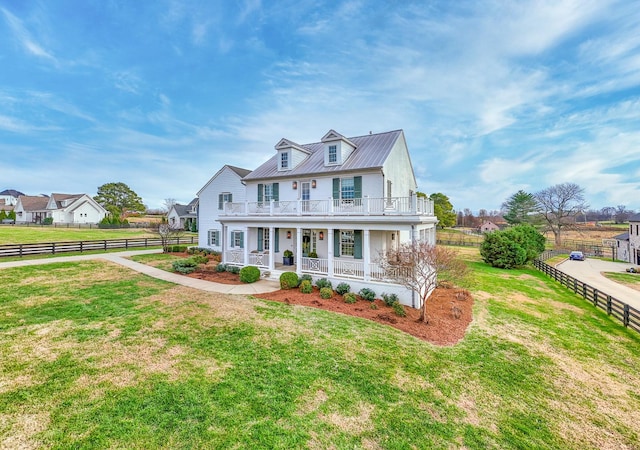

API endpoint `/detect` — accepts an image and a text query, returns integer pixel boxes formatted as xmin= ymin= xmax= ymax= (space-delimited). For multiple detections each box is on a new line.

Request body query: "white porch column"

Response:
xmin=243 ymin=226 xmax=249 ymax=266
xmin=221 ymin=225 xmax=227 ymax=264
xmin=327 ymin=227 xmax=334 ymax=277
xmin=296 ymin=227 xmax=302 ymax=276
xmin=269 ymin=226 xmax=275 ymax=270
xmin=363 ymin=229 xmax=371 ymax=281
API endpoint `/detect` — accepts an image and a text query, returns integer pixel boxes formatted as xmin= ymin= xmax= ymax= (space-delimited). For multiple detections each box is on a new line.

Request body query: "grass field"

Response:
xmin=1 ymin=255 xmax=639 ymax=448
xmin=0 ymin=226 xmax=159 ymax=245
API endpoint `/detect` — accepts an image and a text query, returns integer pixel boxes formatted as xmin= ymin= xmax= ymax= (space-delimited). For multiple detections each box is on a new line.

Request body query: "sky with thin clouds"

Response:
xmin=1 ymin=0 xmax=639 ymax=213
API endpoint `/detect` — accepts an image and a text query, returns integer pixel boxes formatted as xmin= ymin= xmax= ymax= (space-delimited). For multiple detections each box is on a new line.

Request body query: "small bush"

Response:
xmin=215 ymin=263 xmax=227 ymax=272
xmin=392 ymin=302 xmax=406 ymax=317
xmin=381 ymin=292 xmax=399 ymax=306
xmin=298 ymin=274 xmax=313 ymax=285
xmin=319 ymin=287 xmax=333 ymax=299
xmin=42 ymin=217 xmax=53 ymax=225
xmin=191 ymin=254 xmax=209 ymax=265
xmin=239 ymin=266 xmax=260 ymax=283
xmin=226 ymin=265 xmax=240 ymax=274
xmin=299 ymin=280 xmax=313 ymax=294
xmin=359 ymin=288 xmax=376 ymax=301
xmin=344 ymin=293 xmax=357 ymax=304
xmin=170 ymin=245 xmax=188 ymax=253
xmin=172 ymin=259 xmax=198 ymax=274
xmin=315 ymin=278 xmax=332 ymax=290
xmin=370 ymin=303 xmax=378 ymax=310
xmin=336 ymin=282 xmax=350 ymax=295
xmin=280 ymin=272 xmax=299 ymax=289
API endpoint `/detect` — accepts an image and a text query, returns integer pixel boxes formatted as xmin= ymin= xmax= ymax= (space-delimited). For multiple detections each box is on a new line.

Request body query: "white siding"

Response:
xmin=198 ymin=167 xmax=247 ymax=250
xmin=382 ymin=135 xmax=418 ymax=198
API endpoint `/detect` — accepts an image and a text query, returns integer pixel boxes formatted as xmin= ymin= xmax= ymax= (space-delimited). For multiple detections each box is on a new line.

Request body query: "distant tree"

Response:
xmin=378 ymin=242 xmax=467 ymax=323
xmin=614 ymin=205 xmax=631 ymax=224
xmin=429 ymin=193 xmax=456 ymax=228
xmin=94 ymin=182 xmax=146 ymax=218
xmin=8 ymin=210 xmax=16 ymax=221
xmin=502 ymin=190 xmax=541 ymax=225
xmin=456 ymin=210 xmax=464 ymax=226
xmin=600 ymin=206 xmax=616 ymax=221
xmin=534 ymin=183 xmax=587 ymax=246
xmin=0 ymin=210 xmax=6 ymax=221
xmin=149 ymin=217 xmax=184 ymax=253
xmin=164 ymin=198 xmax=177 ymax=213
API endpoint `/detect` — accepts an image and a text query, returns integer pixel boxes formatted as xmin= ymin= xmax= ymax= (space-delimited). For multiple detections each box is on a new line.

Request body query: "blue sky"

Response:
xmin=1 ymin=0 xmax=639 ymax=213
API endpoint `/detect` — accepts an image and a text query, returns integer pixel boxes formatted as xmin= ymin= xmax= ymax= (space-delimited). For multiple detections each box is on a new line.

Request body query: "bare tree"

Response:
xmin=149 ymin=218 xmax=184 ymax=253
xmin=534 ymin=183 xmax=587 ymax=246
xmin=614 ymin=205 xmax=631 ymax=224
xmin=378 ymin=242 xmax=468 ymax=323
xmin=163 ymin=198 xmax=177 ymax=213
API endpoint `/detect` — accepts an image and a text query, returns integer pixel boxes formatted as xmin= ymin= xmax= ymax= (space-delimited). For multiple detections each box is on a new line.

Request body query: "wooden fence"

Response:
xmin=0 ymin=237 xmax=196 ymax=258
xmin=534 ymin=258 xmax=639 ymax=333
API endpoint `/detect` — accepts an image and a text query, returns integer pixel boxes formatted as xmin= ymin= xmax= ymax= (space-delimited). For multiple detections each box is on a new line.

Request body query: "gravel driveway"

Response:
xmin=556 ymin=258 xmax=640 ymax=310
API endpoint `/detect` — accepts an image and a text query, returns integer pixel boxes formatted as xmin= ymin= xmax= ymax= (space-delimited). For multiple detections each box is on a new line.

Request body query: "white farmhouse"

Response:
xmin=14 ymin=193 xmax=108 ymax=224
xmin=197 ymin=165 xmax=252 ymax=252
xmin=207 ymin=129 xmax=437 ymax=307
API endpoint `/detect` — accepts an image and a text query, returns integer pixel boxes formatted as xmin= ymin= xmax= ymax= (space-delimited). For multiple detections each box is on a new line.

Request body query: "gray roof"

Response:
xmin=629 ymin=213 xmax=640 ymax=222
xmin=228 ymin=165 xmax=252 ymax=178
xmin=172 ymin=204 xmax=196 ymax=218
xmin=18 ymin=195 xmax=49 ymax=211
xmin=1 ymin=189 xmax=25 ymax=197
xmin=614 ymin=232 xmax=629 ymax=240
xmin=244 ymin=129 xmax=404 ymax=181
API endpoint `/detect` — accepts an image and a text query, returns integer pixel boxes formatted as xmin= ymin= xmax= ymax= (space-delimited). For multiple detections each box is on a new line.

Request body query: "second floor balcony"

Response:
xmin=219 ymin=196 xmax=434 ymax=218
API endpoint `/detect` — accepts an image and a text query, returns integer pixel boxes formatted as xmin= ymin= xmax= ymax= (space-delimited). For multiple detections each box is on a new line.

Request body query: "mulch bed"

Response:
xmin=181 ymin=259 xmax=473 ymax=345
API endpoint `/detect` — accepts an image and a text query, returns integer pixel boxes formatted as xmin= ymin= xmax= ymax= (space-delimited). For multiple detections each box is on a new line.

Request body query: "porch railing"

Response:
xmin=301 ymin=257 xmax=329 ymax=274
xmin=221 ymin=196 xmax=434 ymax=217
xmin=333 ymin=259 xmax=364 ymax=279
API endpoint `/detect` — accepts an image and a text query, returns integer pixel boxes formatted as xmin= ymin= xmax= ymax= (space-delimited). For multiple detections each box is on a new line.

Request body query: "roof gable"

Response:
xmin=197 ymin=165 xmax=252 ymax=197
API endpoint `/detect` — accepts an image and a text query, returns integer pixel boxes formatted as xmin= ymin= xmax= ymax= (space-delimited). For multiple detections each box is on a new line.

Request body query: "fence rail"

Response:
xmin=534 ymin=258 xmax=639 ymax=333
xmin=0 ymin=237 xmax=196 ymax=258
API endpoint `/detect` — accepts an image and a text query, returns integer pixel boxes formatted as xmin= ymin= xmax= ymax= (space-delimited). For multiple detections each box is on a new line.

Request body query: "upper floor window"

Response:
xmin=341 ymin=178 xmax=355 ymax=200
xmin=218 ymin=192 xmax=232 ymax=210
xmin=328 ymin=145 xmax=337 ymax=164
xmin=264 ymin=184 xmax=273 ymax=201
xmin=280 ymin=152 xmax=289 ymax=169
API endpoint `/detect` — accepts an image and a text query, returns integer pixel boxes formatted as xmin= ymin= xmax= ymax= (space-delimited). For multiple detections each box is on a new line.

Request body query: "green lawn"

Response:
xmin=0 ymin=225 xmax=159 ymax=245
xmin=1 ymin=257 xmax=639 ymax=448
xmin=603 ymin=271 xmax=640 ymax=289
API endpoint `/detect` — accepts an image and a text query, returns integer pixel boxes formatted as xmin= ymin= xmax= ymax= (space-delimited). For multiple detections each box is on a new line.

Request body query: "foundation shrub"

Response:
xmin=280 ymin=272 xmax=300 ymax=290
xmin=319 ymin=287 xmax=333 ymax=299
xmin=315 ymin=278 xmax=332 ymax=290
xmin=239 ymin=266 xmax=260 ymax=283
xmin=359 ymin=288 xmax=376 ymax=302
xmin=299 ymin=280 xmax=313 ymax=294
xmin=344 ymin=293 xmax=357 ymax=304
xmin=336 ymin=282 xmax=351 ymax=295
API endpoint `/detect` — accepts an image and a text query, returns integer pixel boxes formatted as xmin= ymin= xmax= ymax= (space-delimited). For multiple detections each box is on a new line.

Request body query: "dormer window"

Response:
xmin=328 ymin=145 xmax=337 ymax=164
xmin=280 ymin=151 xmax=289 ymax=170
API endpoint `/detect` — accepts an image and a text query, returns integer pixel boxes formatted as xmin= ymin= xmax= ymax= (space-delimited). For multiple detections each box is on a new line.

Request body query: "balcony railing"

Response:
xmin=220 ymin=196 xmax=433 ymax=217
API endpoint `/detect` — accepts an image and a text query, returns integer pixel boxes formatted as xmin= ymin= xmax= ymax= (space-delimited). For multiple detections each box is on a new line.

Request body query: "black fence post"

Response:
xmin=593 ymin=289 xmax=598 ymax=307
xmin=607 ymin=295 xmax=612 ymax=315
xmin=52 ymin=243 xmax=56 ymax=255
xmin=104 ymin=240 xmax=107 ymax=251
xmin=623 ymin=304 xmax=630 ymax=327
xmin=19 ymin=244 xmax=23 ymax=258
xmin=80 ymin=241 xmax=83 ymax=253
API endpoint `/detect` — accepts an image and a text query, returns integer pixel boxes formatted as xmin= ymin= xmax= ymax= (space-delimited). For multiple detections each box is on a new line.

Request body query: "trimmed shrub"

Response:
xmin=359 ymin=288 xmax=376 ymax=301
xmin=299 ymin=280 xmax=313 ymax=294
xmin=392 ymin=302 xmax=406 ymax=317
xmin=215 ymin=263 xmax=227 ymax=272
xmin=226 ymin=265 xmax=240 ymax=274
xmin=319 ymin=287 xmax=333 ymax=299
xmin=315 ymin=278 xmax=332 ymax=290
xmin=298 ymin=274 xmax=313 ymax=285
xmin=240 ymin=265 xmax=260 ymax=283
xmin=191 ymin=254 xmax=209 ymax=265
xmin=480 ymin=224 xmax=545 ymax=269
xmin=336 ymin=282 xmax=351 ymax=295
xmin=42 ymin=217 xmax=53 ymax=225
xmin=170 ymin=245 xmax=188 ymax=253
xmin=172 ymin=258 xmax=198 ymax=274
xmin=280 ymin=272 xmax=299 ymax=290
xmin=381 ymin=292 xmax=399 ymax=306
xmin=344 ymin=293 xmax=357 ymax=304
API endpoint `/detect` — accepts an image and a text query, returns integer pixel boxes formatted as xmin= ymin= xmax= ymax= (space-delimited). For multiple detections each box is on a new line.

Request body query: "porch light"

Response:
xmin=292 ymin=181 xmax=297 ymax=189
xmin=287 ymin=230 xmax=292 ymax=239
xmin=319 ymin=231 xmax=324 ymax=240
xmin=311 ymin=179 xmax=316 ymax=188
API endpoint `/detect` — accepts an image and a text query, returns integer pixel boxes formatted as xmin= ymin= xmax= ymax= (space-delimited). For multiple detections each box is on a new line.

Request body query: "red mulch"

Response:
xmin=179 ymin=257 xmax=473 ymax=345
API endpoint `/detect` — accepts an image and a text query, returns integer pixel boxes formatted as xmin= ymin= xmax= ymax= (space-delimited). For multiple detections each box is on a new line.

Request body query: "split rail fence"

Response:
xmin=534 ymin=257 xmax=639 ymax=334
xmin=0 ymin=237 xmax=196 ymax=258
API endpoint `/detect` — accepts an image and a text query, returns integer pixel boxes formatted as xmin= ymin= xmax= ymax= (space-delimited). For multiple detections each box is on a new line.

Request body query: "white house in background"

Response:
xmin=14 ymin=193 xmax=108 ymax=224
xmin=167 ymin=198 xmax=199 ymax=230
xmin=628 ymin=213 xmax=640 ymax=265
xmin=0 ymin=189 xmax=24 ymax=207
xmin=214 ymin=129 xmax=438 ymax=307
xmin=197 ymin=165 xmax=252 ymax=252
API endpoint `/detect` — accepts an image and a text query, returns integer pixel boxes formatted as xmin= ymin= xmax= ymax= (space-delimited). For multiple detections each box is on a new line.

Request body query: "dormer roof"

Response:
xmin=321 ymin=129 xmax=357 ymax=149
xmin=275 ymin=138 xmax=311 ymax=154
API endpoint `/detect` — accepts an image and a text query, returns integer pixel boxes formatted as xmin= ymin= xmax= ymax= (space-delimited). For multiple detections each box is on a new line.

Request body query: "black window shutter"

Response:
xmin=354 ymin=176 xmax=362 ymax=199
xmin=354 ymin=230 xmax=362 ymax=259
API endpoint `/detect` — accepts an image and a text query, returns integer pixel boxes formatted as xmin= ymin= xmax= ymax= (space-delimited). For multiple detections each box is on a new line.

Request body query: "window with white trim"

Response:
xmin=208 ymin=230 xmax=220 ymax=246
xmin=340 ymin=230 xmax=355 ymax=256
xmin=263 ymin=228 xmax=270 ymax=251
xmin=280 ymin=152 xmax=289 ymax=169
xmin=328 ymin=145 xmax=337 ymax=164
xmin=341 ymin=178 xmax=355 ymax=200
xmin=231 ymin=231 xmax=244 ymax=248
xmin=218 ymin=192 xmax=232 ymax=210
xmin=264 ymin=184 xmax=273 ymax=202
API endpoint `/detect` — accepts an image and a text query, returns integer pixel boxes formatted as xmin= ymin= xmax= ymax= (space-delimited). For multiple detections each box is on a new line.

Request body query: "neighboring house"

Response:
xmin=629 ymin=213 xmax=640 ymax=265
xmin=14 ymin=193 xmax=108 ymax=224
xmin=613 ymin=232 xmax=630 ymax=263
xmin=0 ymin=189 xmax=24 ymax=207
xmin=197 ymin=165 xmax=252 ymax=252
xmin=215 ymin=129 xmax=437 ymax=307
xmin=478 ymin=221 xmax=500 ymax=233
xmin=167 ymin=198 xmax=199 ymax=230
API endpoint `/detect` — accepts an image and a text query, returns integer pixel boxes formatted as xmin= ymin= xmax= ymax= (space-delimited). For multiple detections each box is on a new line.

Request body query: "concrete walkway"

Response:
xmin=0 ymin=249 xmax=281 ymax=295
xmin=556 ymin=258 xmax=640 ymax=310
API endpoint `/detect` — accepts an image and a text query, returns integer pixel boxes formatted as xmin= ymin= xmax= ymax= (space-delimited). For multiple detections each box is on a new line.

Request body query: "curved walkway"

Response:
xmin=0 ymin=249 xmax=281 ymax=295
xmin=556 ymin=258 xmax=640 ymax=310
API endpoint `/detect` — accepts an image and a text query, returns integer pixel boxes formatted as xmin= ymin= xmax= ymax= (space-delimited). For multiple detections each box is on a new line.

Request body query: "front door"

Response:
xmin=302 ymin=229 xmax=311 ymax=257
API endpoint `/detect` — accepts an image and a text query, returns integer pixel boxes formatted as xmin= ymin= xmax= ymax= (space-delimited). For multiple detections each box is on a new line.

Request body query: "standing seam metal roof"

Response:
xmin=243 ymin=130 xmax=403 ymax=181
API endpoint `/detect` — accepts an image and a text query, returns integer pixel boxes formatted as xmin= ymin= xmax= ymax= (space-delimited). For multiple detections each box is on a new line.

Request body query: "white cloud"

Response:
xmin=1 ymin=7 xmax=57 ymax=64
